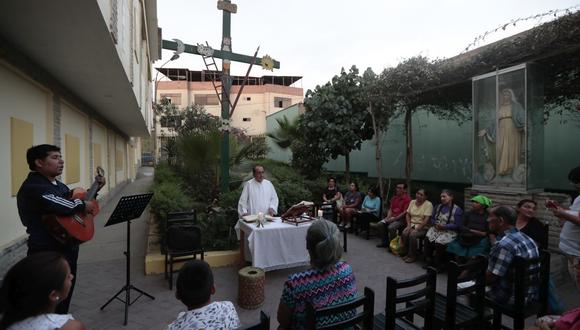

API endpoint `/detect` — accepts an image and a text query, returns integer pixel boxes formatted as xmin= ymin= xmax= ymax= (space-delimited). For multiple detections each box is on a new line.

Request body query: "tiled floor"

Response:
xmin=71 ymin=167 xmax=580 ymax=329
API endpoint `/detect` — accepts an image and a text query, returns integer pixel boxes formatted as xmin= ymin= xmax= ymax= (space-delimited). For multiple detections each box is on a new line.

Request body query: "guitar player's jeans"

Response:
xmin=28 ymin=243 xmax=79 ymax=314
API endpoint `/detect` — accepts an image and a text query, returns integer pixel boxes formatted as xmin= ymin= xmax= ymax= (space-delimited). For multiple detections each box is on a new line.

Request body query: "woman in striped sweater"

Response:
xmin=277 ymin=220 xmax=357 ymax=329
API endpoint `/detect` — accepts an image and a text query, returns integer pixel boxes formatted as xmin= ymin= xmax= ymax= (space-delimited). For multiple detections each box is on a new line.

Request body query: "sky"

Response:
xmin=157 ymin=0 xmax=579 ymax=93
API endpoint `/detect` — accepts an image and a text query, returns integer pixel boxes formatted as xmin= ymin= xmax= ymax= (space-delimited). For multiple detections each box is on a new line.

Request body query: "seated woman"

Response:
xmin=424 ymin=189 xmax=463 ymax=271
xmin=338 ymin=182 xmax=362 ymax=229
xmin=401 ymin=188 xmax=433 ymax=263
xmin=322 ymin=177 xmax=342 ymax=205
xmin=321 ymin=177 xmax=342 ymax=222
xmin=277 ymin=220 xmax=357 ymax=329
xmin=168 ymin=260 xmax=240 ymax=330
xmin=447 ymin=195 xmax=492 ymax=263
xmin=354 ymin=186 xmax=381 ymax=234
xmin=0 ymin=252 xmax=85 ymax=330
xmin=516 ymin=199 xmax=548 ymax=250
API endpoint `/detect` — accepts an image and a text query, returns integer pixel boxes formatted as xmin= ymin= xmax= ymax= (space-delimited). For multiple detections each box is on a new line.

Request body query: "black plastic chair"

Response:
xmin=430 ymin=258 xmax=488 ymax=330
xmin=315 ymin=203 xmax=348 ymax=253
xmin=163 ymin=211 xmax=198 ymax=276
xmin=163 ymin=211 xmax=204 ymax=290
xmin=237 ymin=311 xmax=270 ymax=330
xmin=374 ymin=267 xmax=437 ymax=330
xmin=306 ymin=287 xmax=375 ymax=330
xmin=485 ymin=250 xmax=550 ymax=330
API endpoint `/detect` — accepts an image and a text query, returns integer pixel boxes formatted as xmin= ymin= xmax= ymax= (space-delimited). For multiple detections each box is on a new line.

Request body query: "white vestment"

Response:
xmin=237 ymin=178 xmax=279 ymax=216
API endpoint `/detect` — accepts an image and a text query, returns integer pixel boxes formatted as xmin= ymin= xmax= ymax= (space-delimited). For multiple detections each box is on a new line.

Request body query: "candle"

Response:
xmin=317 ymin=210 xmax=323 ymax=218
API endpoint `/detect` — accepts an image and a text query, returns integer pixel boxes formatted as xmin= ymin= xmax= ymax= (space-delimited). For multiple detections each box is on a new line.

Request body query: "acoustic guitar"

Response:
xmin=43 ymin=166 xmax=105 ymax=244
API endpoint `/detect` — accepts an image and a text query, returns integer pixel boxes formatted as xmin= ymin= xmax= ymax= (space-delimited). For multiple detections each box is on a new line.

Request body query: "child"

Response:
xmin=167 ymin=260 xmax=240 ymax=330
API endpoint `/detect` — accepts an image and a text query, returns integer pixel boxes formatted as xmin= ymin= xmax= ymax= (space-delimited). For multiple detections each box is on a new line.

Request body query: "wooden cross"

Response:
xmin=161 ymin=0 xmax=280 ymax=193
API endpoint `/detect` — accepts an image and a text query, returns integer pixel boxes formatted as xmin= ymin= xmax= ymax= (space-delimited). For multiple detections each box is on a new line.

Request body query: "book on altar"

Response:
xmin=242 ymin=214 xmax=258 ymax=222
xmin=281 ymin=201 xmax=314 ymax=219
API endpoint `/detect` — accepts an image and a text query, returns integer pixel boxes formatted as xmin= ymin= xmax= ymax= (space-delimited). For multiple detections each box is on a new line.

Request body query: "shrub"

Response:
xmin=245 ymin=136 xmax=269 ymax=160
xmin=197 ymin=211 xmax=238 ymax=250
xmin=275 ymin=181 xmax=311 ymax=213
xmin=150 ymin=180 xmax=193 ymax=233
xmin=153 ymin=162 xmax=179 ymax=185
xmin=218 ymin=187 xmax=243 ymax=211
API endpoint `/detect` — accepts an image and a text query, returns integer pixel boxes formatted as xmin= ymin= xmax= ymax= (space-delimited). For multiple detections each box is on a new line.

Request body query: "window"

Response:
xmin=274 ymin=97 xmax=291 ymax=108
xmin=243 ymin=118 xmax=251 ymax=122
xmin=160 ymin=115 xmax=182 ymax=128
xmin=195 ymin=94 xmax=220 ymax=106
xmin=246 ymin=97 xmax=251 ymax=101
xmin=160 ymin=93 xmax=182 ymax=106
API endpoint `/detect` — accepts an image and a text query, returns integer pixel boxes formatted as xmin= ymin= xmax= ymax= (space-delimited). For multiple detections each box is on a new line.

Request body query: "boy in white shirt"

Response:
xmin=168 ymin=260 xmax=240 ymax=330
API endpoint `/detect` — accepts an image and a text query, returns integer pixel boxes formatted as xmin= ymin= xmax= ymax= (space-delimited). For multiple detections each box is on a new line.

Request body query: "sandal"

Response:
xmin=404 ymin=256 xmax=416 ymax=263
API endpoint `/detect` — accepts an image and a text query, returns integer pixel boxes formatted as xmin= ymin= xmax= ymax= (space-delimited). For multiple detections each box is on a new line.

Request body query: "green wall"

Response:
xmin=324 ymin=110 xmax=472 ymax=183
xmin=267 ymin=107 xmax=580 ymax=190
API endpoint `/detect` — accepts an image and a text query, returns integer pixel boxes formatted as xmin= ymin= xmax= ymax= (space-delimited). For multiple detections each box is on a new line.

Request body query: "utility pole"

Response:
xmin=219 ymin=0 xmax=233 ymax=193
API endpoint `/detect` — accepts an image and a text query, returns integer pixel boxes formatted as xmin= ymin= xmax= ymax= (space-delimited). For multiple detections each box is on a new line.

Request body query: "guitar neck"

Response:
xmin=85 ymin=179 xmax=100 ymax=201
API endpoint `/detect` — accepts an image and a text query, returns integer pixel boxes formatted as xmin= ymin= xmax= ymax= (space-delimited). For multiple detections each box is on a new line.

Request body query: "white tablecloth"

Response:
xmin=235 ymin=218 xmax=311 ymax=271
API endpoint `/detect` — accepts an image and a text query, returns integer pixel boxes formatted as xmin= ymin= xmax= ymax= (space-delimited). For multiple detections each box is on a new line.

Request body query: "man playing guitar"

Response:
xmin=17 ymin=144 xmax=105 ymax=314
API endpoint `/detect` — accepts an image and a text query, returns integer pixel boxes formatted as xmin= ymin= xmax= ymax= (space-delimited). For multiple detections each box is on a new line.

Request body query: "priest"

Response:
xmin=238 ymin=165 xmax=279 ymax=217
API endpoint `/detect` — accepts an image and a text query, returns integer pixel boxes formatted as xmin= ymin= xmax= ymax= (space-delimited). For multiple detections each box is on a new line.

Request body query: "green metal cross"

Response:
xmin=161 ymin=0 xmax=280 ymax=193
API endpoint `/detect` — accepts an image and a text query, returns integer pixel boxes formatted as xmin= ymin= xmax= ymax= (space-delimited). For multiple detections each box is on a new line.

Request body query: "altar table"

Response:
xmin=235 ymin=218 xmax=311 ymax=271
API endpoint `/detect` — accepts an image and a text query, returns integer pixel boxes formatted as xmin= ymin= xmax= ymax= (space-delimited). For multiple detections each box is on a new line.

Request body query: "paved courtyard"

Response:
xmin=71 ymin=167 xmax=579 ymax=329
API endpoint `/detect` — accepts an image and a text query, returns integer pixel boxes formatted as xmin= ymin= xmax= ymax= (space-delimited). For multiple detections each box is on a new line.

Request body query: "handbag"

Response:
xmin=336 ymin=197 xmax=344 ymax=209
xmin=390 ymin=234 xmax=405 ymax=256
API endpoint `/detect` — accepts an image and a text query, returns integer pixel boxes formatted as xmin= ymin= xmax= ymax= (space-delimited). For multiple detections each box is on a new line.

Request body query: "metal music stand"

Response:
xmin=100 ymin=193 xmax=155 ymax=326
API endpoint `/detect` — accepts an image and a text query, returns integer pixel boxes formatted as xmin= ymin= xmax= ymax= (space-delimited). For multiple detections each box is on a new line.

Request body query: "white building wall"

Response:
xmin=0 ymin=64 xmax=50 ymax=249
xmin=97 ymin=0 xmax=151 ymax=129
xmin=60 ymin=102 xmax=90 ymax=189
xmin=115 ymin=134 xmax=127 ymax=184
xmin=157 ymin=87 xmax=302 ymax=136
xmin=92 ymin=120 xmax=110 ymax=194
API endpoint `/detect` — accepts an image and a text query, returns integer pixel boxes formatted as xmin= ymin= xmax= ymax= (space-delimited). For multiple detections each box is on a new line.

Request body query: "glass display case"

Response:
xmin=472 ymin=63 xmax=544 ymax=191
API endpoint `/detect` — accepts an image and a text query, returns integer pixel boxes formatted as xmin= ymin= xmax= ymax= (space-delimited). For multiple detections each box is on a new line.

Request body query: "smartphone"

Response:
xmin=546 ymin=200 xmax=559 ymax=209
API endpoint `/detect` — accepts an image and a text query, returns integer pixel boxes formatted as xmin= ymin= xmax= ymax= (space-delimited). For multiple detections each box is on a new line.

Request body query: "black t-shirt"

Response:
xmin=323 ymin=187 xmax=340 ymax=201
xmin=519 ymin=217 xmax=548 ymax=250
xmin=458 ymin=211 xmax=488 ymax=246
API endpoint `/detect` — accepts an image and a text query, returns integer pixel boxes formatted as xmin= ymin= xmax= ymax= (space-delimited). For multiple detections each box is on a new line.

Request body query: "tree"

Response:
xmin=384 ymin=56 xmax=472 ymax=190
xmin=302 ymin=66 xmax=372 ymax=183
xmin=266 ymin=115 xmax=299 ymax=149
xmin=291 ymin=114 xmax=328 ymax=179
xmin=385 ymin=56 xmax=441 ymax=189
xmin=359 ymin=67 xmax=397 ymax=199
xmin=177 ymin=104 xmax=220 ymax=135
xmin=155 ymin=97 xmax=183 ymax=164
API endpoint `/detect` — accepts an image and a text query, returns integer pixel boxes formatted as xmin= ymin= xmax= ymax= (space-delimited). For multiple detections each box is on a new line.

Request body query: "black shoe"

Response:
xmin=376 ymin=243 xmax=388 ymax=248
